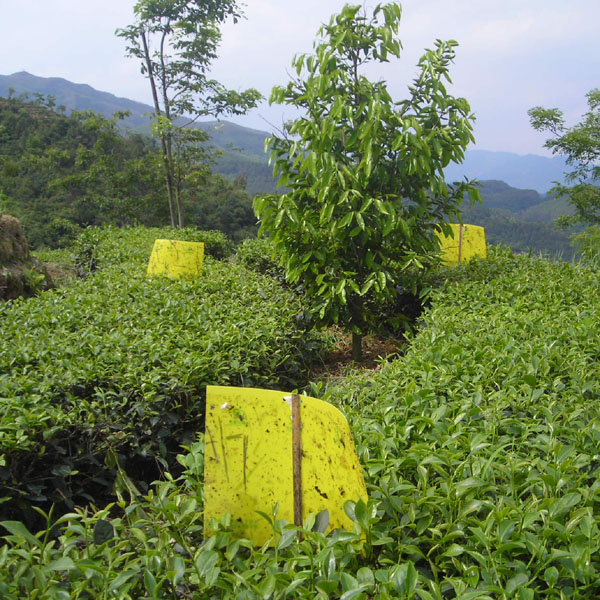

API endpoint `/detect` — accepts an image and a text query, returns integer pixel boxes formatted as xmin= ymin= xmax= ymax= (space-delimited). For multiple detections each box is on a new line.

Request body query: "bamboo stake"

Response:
xmin=291 ymin=393 xmax=303 ymax=533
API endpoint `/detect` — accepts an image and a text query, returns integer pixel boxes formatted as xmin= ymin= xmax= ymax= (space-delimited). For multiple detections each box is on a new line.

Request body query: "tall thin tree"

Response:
xmin=117 ymin=0 xmax=262 ymax=227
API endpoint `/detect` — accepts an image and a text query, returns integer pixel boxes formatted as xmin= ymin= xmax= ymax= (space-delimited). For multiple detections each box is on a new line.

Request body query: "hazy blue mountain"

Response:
xmin=0 ymin=71 xmax=572 ymax=194
xmin=445 ymin=149 xmax=568 ymax=193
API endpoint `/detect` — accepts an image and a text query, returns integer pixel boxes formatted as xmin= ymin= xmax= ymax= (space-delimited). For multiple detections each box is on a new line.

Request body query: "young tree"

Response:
xmin=254 ymin=2 xmax=479 ymax=361
xmin=117 ymin=0 xmax=262 ymax=228
xmin=528 ymin=89 xmax=600 ymax=226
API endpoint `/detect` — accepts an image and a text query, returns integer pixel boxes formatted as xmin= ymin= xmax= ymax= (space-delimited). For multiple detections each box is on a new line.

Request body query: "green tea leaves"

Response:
xmin=92 ymin=519 xmax=114 ymax=546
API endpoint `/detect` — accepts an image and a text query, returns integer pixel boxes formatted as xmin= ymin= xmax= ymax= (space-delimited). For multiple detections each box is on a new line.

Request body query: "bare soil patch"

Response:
xmin=310 ymin=328 xmax=407 ymax=381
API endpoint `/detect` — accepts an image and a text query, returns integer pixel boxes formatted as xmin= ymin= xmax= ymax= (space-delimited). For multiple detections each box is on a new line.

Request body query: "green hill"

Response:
xmin=0 ymin=71 xmax=275 ymax=192
xmin=0 ymin=72 xmax=582 ymax=256
xmin=519 ymin=195 xmax=575 ymax=222
xmin=477 ymin=180 xmax=544 ymax=212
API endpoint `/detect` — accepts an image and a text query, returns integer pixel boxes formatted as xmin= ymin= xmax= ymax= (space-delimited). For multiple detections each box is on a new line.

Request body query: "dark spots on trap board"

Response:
xmin=339 ymin=487 xmax=346 ymax=496
xmin=315 ymin=485 xmax=329 ymax=499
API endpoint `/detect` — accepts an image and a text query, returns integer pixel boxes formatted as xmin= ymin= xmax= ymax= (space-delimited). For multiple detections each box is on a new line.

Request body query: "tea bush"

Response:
xmin=73 ymin=225 xmax=233 ymax=275
xmin=573 ymin=225 xmax=600 ymax=266
xmin=0 ymin=227 xmax=324 ymax=519
xmin=234 ymin=237 xmax=284 ymax=280
xmin=326 ymin=246 xmax=600 ymax=597
xmin=2 ymin=245 xmax=600 ymax=598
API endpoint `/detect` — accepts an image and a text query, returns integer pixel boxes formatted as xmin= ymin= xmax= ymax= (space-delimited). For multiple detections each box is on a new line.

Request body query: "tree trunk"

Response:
xmin=352 ymin=332 xmax=363 ymax=362
xmin=140 ymin=30 xmax=177 ymax=228
xmin=175 ymin=184 xmax=185 ymax=228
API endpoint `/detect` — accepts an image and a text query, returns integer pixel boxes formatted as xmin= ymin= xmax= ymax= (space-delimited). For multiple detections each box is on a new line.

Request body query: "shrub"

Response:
xmin=573 ymin=225 xmax=600 ymax=266
xmin=234 ymin=236 xmax=284 ymax=280
xmin=0 ymin=227 xmax=324 ymax=520
xmin=2 ymin=245 xmax=599 ymax=597
xmin=73 ymin=225 xmax=233 ymax=275
xmin=324 ymin=246 xmax=600 ymax=596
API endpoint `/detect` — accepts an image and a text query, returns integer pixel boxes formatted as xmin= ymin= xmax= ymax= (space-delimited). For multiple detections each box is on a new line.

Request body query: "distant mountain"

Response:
xmin=477 ymin=180 xmax=544 ymax=212
xmin=0 ymin=71 xmax=263 ymax=151
xmin=475 ymin=180 xmax=574 ymax=221
xmin=519 ymin=196 xmax=573 ymax=222
xmin=444 ymin=150 xmax=568 ymax=193
xmin=0 ymin=71 xmax=572 ymax=195
xmin=0 ymin=71 xmax=154 ymax=130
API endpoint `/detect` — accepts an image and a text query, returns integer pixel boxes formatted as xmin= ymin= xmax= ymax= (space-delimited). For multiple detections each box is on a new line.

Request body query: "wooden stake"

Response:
xmin=458 ymin=224 xmax=464 ymax=264
xmin=291 ymin=393 xmax=303 ymax=532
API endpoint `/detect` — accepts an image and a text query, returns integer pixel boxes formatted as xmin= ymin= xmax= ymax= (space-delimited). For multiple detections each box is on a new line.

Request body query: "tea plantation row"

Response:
xmin=1 ymin=242 xmax=599 ymax=598
xmin=329 ymin=247 xmax=600 ymax=598
xmin=0 ymin=226 xmax=325 ymax=519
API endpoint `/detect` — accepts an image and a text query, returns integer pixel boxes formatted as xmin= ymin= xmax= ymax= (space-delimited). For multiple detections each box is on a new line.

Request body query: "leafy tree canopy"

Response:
xmin=529 ymin=89 xmax=600 ymax=226
xmin=254 ymin=2 xmax=479 ymax=360
xmin=0 ymin=95 xmax=258 ymax=248
xmin=117 ymin=0 xmax=262 ymax=227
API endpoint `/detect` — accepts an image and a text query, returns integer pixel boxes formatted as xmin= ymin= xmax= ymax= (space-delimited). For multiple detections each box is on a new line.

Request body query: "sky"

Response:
xmin=1 ymin=0 xmax=599 ymax=156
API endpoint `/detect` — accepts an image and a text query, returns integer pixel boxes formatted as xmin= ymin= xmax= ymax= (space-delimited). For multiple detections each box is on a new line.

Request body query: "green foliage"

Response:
xmin=529 ymin=88 xmax=600 ymax=226
xmin=255 ymin=2 xmax=479 ymax=359
xmin=572 ymin=225 xmax=600 ymax=266
xmin=189 ymin=175 xmax=258 ymax=242
xmin=326 ymin=246 xmax=600 ymax=597
xmin=116 ymin=0 xmax=262 ymax=227
xmin=2 ymin=246 xmax=600 ymax=597
xmin=0 ymin=226 xmax=324 ymax=519
xmin=0 ymin=96 xmax=261 ymax=248
xmin=0 ymin=96 xmax=166 ymax=247
xmin=72 ymin=225 xmax=233 ymax=275
xmin=0 ymin=456 xmax=373 ymax=600
xmin=234 ymin=237 xmax=284 ymax=280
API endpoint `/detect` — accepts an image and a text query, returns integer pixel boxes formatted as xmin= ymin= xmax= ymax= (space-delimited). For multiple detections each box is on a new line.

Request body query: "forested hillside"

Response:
xmin=0 ymin=72 xmax=279 ymax=195
xmin=462 ymin=181 xmax=578 ymax=259
xmin=0 ymin=91 xmax=579 ymax=257
xmin=0 ymin=72 xmax=569 ymax=192
xmin=0 ymin=96 xmax=257 ymax=247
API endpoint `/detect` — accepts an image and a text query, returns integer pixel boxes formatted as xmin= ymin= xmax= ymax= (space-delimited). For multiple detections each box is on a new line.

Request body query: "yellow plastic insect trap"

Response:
xmin=203 ymin=386 xmax=368 ymax=544
xmin=147 ymin=239 xmax=204 ymax=279
xmin=437 ymin=224 xmax=487 ymax=265
xmin=145 ymin=241 xmax=368 ymax=542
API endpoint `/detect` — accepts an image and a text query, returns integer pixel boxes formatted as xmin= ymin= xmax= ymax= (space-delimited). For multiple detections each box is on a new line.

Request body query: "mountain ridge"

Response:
xmin=0 ymin=71 xmax=569 ymax=193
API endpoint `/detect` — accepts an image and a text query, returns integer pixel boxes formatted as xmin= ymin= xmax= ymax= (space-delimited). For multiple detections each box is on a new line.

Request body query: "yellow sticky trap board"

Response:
xmin=146 ymin=239 xmax=204 ymax=279
xmin=203 ymin=386 xmax=368 ymax=544
xmin=438 ymin=224 xmax=486 ymax=265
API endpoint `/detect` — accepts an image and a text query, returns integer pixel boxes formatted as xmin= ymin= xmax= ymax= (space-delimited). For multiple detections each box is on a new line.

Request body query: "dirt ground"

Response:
xmin=310 ymin=328 xmax=406 ymax=381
